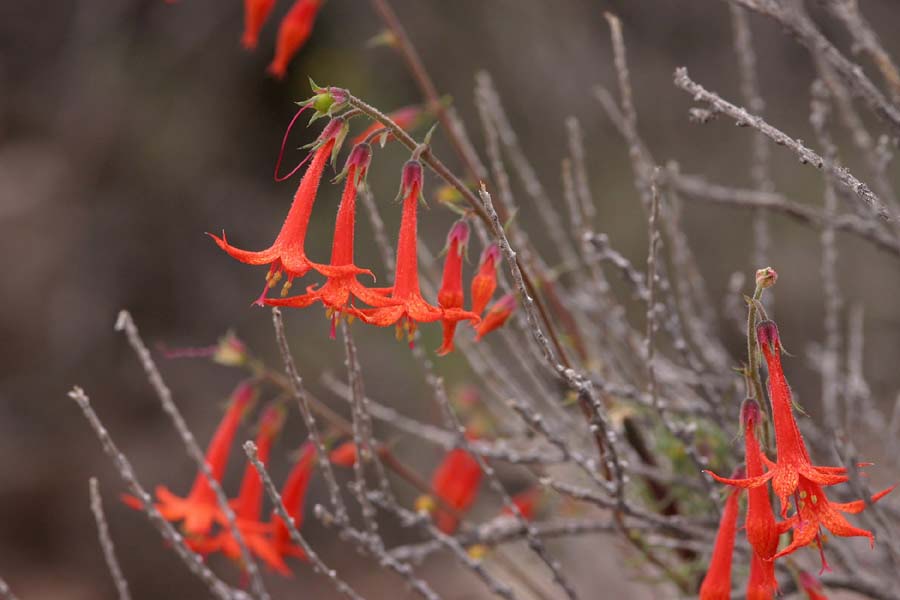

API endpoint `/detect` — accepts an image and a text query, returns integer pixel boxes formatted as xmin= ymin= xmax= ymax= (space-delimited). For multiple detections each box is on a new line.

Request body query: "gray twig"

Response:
xmin=89 ymin=477 xmax=131 ymax=600
xmin=674 ymin=66 xmax=892 ymax=220
xmin=271 ymin=307 xmax=349 ymax=525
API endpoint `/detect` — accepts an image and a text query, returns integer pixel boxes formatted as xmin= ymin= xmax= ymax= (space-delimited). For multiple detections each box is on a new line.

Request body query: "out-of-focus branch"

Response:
xmin=0 ymin=576 xmax=18 ymax=600
xmin=89 ymin=478 xmax=131 ymax=600
xmin=668 ymin=170 xmax=900 ymax=258
xmin=725 ymin=0 xmax=900 ymax=135
xmin=674 ymin=66 xmax=892 ymax=220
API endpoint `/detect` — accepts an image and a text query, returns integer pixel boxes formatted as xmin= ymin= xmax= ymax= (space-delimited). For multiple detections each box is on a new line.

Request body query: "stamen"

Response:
xmin=274 ymin=102 xmax=313 ymax=182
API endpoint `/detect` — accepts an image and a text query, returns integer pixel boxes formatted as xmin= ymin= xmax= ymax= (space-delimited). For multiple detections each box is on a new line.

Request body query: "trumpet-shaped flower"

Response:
xmin=746 ymin=552 xmax=774 ymax=600
xmin=266 ymin=144 xmax=397 ymax=333
xmin=699 ymin=476 xmax=743 ymax=600
xmin=437 ymin=220 xmax=470 ymax=355
xmin=191 ymin=404 xmax=291 ymax=576
xmin=431 ymin=447 xmax=482 ymax=534
xmin=271 ymin=441 xmax=317 ymax=560
xmin=475 ymin=294 xmax=516 ymax=341
xmin=470 ymin=244 xmax=500 ymax=316
xmin=353 ymin=160 xmax=477 ymax=345
xmin=710 ymin=320 xmax=894 ymax=568
xmin=210 ymin=119 xmax=353 ymax=305
xmin=241 ymin=0 xmax=276 ymax=50
xmin=267 ymin=0 xmax=322 ymax=80
xmin=708 ymin=321 xmax=852 ymax=512
xmin=329 ymin=441 xmax=358 ymax=468
xmin=123 ymin=382 xmax=257 ymax=536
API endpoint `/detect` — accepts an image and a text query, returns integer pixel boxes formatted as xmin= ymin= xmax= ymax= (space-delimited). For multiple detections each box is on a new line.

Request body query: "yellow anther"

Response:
xmin=415 ymin=495 xmax=436 ymax=515
xmin=467 ymin=545 xmax=489 ymax=561
xmin=281 ymin=280 xmax=293 ymax=297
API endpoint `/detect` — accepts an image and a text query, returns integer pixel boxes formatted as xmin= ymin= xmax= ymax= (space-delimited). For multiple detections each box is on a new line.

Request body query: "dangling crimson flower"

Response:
xmin=210 ymin=118 xmax=352 ymax=305
xmin=123 ymin=382 xmax=257 ymax=536
xmin=353 ymin=105 xmax=423 ymax=146
xmin=771 ymin=477 xmax=894 ymax=566
xmin=470 ymin=244 xmax=500 ymax=316
xmin=266 ymin=143 xmax=397 ymax=334
xmin=271 ymin=441 xmax=317 ymax=560
xmin=798 ymin=571 xmax=828 ymax=600
xmin=708 ymin=321 xmax=852 ymax=510
xmin=267 ymin=0 xmax=323 ymax=80
xmin=329 ymin=441 xmax=358 ymax=468
xmin=699 ymin=473 xmax=743 ymax=600
xmin=191 ymin=404 xmax=291 ymax=576
xmin=710 ymin=320 xmax=894 ymax=568
xmin=431 ymin=447 xmax=483 ymax=534
xmin=353 ymin=160 xmax=477 ymax=345
xmin=502 ymin=487 xmax=542 ymax=521
xmin=242 ymin=0 xmax=277 ymax=50
xmin=475 ymin=294 xmax=516 ymax=341
xmin=746 ymin=553 xmax=774 ymax=600
xmin=437 ymin=220 xmax=470 ymax=356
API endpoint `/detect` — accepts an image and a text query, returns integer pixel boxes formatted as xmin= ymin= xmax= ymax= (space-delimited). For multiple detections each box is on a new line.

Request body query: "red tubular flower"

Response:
xmin=210 ymin=118 xmax=352 ymax=305
xmin=353 ymin=160 xmax=478 ymax=345
xmin=266 ymin=144 xmax=396 ymax=330
xmin=699 ymin=475 xmax=743 ymax=600
xmin=502 ymin=488 xmax=542 ymax=521
xmin=194 ymin=404 xmax=291 ymax=576
xmin=124 ymin=382 xmax=257 ymax=536
xmin=352 ymin=105 xmax=423 ymax=146
xmin=771 ymin=478 xmax=894 ymax=565
xmin=475 ymin=294 xmax=516 ymax=341
xmin=437 ymin=220 xmax=470 ymax=356
xmin=711 ymin=320 xmax=894 ymax=568
xmin=798 ymin=571 xmax=828 ymax=600
xmin=271 ymin=441 xmax=317 ymax=560
xmin=432 ymin=447 xmax=483 ymax=534
xmin=470 ymin=244 xmax=500 ymax=316
xmin=329 ymin=441 xmax=358 ymax=468
xmin=266 ymin=143 xmax=396 ymax=333
xmin=242 ymin=0 xmax=276 ymax=50
xmin=746 ymin=553 xmax=774 ymax=600
xmin=267 ymin=0 xmax=322 ymax=80
xmin=708 ymin=321 xmax=852 ymax=509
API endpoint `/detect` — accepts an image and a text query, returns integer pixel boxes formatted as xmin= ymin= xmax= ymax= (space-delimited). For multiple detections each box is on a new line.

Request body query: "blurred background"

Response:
xmin=1 ymin=0 xmax=899 ymax=597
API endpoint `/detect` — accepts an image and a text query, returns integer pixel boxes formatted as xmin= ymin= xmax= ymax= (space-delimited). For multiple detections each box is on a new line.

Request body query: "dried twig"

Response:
xmin=674 ymin=66 xmax=892 ymax=220
xmin=89 ymin=477 xmax=131 ymax=600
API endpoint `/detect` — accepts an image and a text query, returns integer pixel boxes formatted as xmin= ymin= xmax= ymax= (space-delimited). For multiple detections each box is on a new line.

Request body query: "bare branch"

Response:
xmin=674 ymin=66 xmax=892 ymax=220
xmin=89 ymin=477 xmax=131 ymax=600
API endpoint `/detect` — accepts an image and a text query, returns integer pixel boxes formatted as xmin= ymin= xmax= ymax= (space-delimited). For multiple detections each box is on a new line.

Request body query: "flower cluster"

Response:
xmin=212 ymin=100 xmax=516 ymax=353
xmin=699 ymin=320 xmax=894 ymax=599
xmin=122 ymin=382 xmax=317 ymax=576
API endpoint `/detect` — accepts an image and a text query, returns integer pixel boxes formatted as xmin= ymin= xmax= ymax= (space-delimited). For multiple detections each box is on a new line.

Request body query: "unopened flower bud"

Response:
xmin=755 ymin=267 xmax=778 ymax=289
